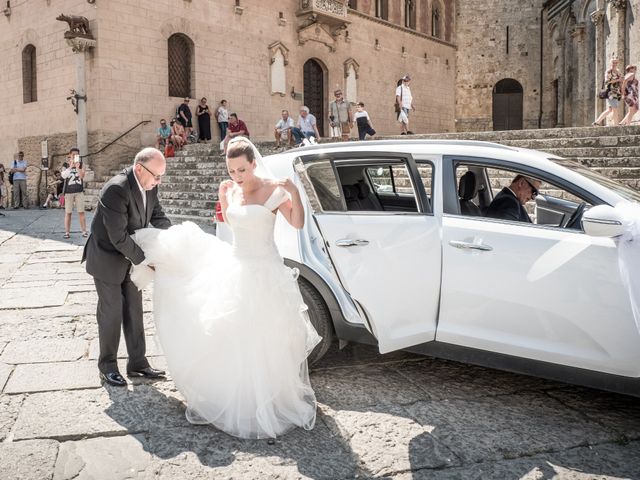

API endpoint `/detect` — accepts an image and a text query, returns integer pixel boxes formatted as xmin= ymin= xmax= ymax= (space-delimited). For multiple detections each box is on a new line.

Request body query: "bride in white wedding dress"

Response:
xmin=131 ymin=137 xmax=321 ymax=439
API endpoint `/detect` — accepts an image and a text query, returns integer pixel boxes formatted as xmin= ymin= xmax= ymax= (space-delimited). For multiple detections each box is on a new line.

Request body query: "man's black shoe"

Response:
xmin=100 ymin=371 xmax=127 ymax=387
xmin=127 ymin=367 xmax=166 ymax=378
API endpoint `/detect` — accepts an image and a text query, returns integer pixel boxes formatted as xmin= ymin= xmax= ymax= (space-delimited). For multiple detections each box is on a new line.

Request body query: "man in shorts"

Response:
xmin=61 ymin=147 xmax=88 ymax=239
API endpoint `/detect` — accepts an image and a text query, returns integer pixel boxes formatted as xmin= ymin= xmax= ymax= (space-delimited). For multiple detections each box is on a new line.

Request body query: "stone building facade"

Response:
xmin=455 ymin=0 xmax=640 ymax=131
xmin=1 ymin=0 xmax=457 ymax=197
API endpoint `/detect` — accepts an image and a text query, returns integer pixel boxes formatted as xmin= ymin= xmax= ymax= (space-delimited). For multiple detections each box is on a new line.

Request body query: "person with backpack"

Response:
xmin=395 ymin=75 xmax=415 ymax=135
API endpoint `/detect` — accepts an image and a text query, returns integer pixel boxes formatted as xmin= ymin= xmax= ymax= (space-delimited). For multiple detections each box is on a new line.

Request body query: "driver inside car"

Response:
xmin=485 ymin=174 xmax=542 ymax=223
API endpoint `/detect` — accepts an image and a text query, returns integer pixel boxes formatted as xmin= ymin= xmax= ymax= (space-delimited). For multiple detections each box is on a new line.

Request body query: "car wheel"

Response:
xmin=298 ymin=277 xmax=333 ymax=365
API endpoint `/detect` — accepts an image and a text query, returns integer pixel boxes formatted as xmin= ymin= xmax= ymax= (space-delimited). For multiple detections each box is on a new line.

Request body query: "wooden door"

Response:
xmin=303 ymin=59 xmax=325 ymax=137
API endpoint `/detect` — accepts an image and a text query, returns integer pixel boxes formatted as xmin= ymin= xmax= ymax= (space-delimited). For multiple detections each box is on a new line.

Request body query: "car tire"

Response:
xmin=298 ymin=277 xmax=333 ymax=365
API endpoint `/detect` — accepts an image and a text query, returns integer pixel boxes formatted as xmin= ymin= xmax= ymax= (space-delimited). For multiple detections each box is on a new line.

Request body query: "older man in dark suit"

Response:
xmin=83 ymin=147 xmax=171 ymax=386
xmin=485 ymin=174 xmax=542 ymax=223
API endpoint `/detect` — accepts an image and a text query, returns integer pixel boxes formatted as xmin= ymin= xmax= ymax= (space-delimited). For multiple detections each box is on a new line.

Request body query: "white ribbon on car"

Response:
xmin=614 ymin=202 xmax=640 ymax=332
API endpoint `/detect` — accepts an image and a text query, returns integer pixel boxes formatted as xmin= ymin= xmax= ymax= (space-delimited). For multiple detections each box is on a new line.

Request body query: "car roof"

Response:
xmin=263 ymin=140 xmax=627 ymax=206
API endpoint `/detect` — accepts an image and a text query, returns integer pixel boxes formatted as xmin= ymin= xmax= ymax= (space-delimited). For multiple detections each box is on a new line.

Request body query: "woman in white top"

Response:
xmin=395 ymin=75 xmax=415 ymax=135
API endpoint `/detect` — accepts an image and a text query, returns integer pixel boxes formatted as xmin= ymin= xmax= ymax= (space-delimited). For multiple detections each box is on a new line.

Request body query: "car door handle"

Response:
xmin=335 ymin=238 xmax=370 ymax=247
xmin=449 ymin=240 xmax=493 ymax=252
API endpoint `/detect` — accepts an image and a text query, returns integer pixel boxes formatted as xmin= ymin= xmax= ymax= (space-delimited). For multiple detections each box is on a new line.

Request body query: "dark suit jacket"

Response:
xmin=485 ymin=187 xmax=532 ymax=223
xmin=82 ymin=167 xmax=171 ymax=284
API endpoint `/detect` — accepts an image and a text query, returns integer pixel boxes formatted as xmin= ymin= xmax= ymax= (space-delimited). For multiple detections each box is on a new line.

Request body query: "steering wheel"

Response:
xmin=563 ymin=202 xmax=587 ymax=229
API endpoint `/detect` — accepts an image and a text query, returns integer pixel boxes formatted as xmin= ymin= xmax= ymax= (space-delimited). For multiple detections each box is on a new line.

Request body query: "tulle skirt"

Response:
xmin=132 ymin=222 xmax=321 ymax=439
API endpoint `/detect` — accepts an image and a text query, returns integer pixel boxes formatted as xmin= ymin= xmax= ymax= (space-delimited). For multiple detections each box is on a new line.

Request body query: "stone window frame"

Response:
xmin=431 ymin=0 xmax=444 ymax=40
xmin=375 ymin=0 xmax=389 ymax=20
xmin=22 ymin=44 xmax=37 ymax=104
xmin=404 ymin=0 xmax=417 ymax=30
xmin=269 ymin=41 xmax=290 ymax=96
xmin=167 ymin=33 xmax=195 ymax=99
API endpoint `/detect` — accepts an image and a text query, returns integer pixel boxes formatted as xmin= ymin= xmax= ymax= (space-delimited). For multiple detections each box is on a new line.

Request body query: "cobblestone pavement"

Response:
xmin=1 ymin=209 xmax=640 ymax=480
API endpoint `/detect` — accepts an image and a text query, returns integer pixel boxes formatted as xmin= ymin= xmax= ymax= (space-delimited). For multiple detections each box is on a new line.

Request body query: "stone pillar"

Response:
xmin=590 ymin=8 xmax=606 ymax=122
xmin=571 ymin=24 xmax=586 ymax=126
xmin=556 ymin=36 xmax=566 ymax=127
xmin=611 ymin=0 xmax=627 ymax=124
xmin=65 ymin=37 xmax=96 ymax=164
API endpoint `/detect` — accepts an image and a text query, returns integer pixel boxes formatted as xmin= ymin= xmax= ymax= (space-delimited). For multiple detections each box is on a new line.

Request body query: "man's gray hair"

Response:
xmin=133 ymin=147 xmax=163 ymax=166
xmin=300 ymin=106 xmax=310 ymax=113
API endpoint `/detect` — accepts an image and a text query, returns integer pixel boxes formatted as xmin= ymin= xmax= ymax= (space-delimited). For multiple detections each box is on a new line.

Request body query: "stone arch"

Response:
xmin=167 ymin=33 xmax=195 ymax=98
xmin=492 ymin=79 xmax=523 ymax=130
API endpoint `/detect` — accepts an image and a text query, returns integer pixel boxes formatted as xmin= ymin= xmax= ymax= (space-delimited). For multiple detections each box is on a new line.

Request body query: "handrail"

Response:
xmin=82 ymin=120 xmax=151 ymax=159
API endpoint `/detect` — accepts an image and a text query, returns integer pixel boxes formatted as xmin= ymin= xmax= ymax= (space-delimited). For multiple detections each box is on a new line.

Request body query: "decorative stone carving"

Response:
xmin=610 ymin=0 xmax=627 ymax=11
xmin=65 ymin=36 xmax=97 ymax=53
xmin=56 ymin=14 xmax=94 ymax=40
xmin=570 ymin=23 xmax=585 ymax=40
xmin=296 ymin=0 xmax=350 ymax=49
xmin=298 ymin=22 xmax=338 ymax=52
xmin=343 ymin=58 xmax=359 ymax=79
xmin=269 ymin=41 xmax=290 ymax=65
xmin=590 ymin=8 xmax=605 ymax=25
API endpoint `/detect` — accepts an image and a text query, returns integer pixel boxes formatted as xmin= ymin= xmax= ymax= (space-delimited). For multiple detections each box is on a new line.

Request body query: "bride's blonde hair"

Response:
xmin=226 ymin=138 xmax=255 ymax=163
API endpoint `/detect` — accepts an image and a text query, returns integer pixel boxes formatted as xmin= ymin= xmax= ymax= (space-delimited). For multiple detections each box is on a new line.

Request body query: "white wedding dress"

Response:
xmin=132 ymin=186 xmax=321 ymax=439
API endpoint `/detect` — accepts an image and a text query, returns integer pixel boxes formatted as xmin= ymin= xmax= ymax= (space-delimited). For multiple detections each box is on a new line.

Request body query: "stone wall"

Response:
xmin=2 ymin=0 xmax=457 ymax=178
xmin=454 ymin=0 xmax=545 ymax=132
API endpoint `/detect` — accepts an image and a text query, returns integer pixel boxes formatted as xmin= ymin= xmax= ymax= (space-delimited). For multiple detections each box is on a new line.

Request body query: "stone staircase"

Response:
xmin=84 ymin=142 xmax=284 ymax=226
xmin=84 ymin=126 xmax=640 ymax=226
xmin=410 ymin=125 xmax=640 ymax=191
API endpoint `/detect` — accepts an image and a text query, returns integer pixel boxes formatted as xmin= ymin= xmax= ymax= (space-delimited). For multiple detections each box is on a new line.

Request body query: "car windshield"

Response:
xmin=552 ymin=158 xmax=640 ymax=203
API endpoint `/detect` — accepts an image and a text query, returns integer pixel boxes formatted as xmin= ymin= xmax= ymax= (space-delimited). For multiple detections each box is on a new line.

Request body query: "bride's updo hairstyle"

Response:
xmin=226 ymin=138 xmax=255 ymax=163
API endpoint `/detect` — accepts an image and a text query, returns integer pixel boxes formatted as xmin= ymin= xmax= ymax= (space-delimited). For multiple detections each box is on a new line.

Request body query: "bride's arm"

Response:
xmin=277 ymin=179 xmax=304 ymax=229
xmin=218 ymin=180 xmax=234 ymax=223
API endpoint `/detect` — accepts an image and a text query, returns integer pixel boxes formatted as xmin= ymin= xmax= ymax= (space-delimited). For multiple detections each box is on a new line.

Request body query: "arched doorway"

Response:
xmin=492 ymin=79 xmax=523 ymax=130
xmin=303 ymin=59 xmax=325 ymax=137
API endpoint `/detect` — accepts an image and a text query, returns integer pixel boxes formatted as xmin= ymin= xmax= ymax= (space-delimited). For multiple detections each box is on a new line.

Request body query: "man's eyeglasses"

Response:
xmin=138 ymin=162 xmax=163 ymax=181
xmin=335 ymin=92 xmax=343 ymax=96
xmin=524 ymin=178 xmax=539 ymax=198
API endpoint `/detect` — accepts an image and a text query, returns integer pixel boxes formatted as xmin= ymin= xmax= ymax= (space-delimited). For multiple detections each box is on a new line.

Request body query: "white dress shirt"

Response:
xmin=133 ymin=169 xmax=146 ymax=210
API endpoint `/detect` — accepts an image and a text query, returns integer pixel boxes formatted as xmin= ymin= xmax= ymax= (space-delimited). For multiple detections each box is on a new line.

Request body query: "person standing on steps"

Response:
xmin=620 ymin=65 xmax=638 ymax=126
xmin=395 ymin=75 xmax=415 ymax=135
xmin=196 ymin=97 xmax=212 ymax=143
xmin=593 ymin=57 xmax=623 ymax=126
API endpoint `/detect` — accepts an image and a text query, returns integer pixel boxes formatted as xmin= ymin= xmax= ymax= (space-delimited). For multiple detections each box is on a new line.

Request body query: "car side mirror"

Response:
xmin=582 ymin=205 xmax=626 ymax=237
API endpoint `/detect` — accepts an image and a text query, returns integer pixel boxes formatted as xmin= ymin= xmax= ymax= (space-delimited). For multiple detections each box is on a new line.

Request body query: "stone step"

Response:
xmin=574 ymin=157 xmax=640 ymax=167
xmin=401 ymin=125 xmax=640 ymax=141
xmin=501 ymin=136 xmax=640 ymax=149
xmin=158 ymin=182 xmax=220 ymax=192
xmin=535 ymin=146 xmax=640 ymax=158
xmin=162 ymin=206 xmax=214 ymax=217
xmin=592 ymin=167 xmax=640 ymax=178
xmin=162 ymin=198 xmax=216 ymax=209
xmin=166 ymin=214 xmax=217 ymax=232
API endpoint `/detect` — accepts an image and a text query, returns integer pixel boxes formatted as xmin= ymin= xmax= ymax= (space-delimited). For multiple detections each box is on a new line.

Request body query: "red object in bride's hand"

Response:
xmin=214 ymin=201 xmax=224 ymax=222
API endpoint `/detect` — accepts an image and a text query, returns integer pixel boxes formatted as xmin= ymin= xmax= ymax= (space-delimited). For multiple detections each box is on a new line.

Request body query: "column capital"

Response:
xmin=65 ymin=37 xmax=96 ymax=53
xmin=609 ymin=0 xmax=627 ymax=11
xmin=590 ymin=8 xmax=605 ymax=25
xmin=570 ymin=23 xmax=586 ymax=39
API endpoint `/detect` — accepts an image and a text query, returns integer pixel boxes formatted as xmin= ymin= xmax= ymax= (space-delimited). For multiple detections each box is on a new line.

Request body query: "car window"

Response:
xmin=336 ymin=161 xmax=419 ymax=213
xmin=449 ymin=162 xmax=593 ymax=229
xmin=416 ymin=162 xmax=434 ymax=201
xmin=301 ymin=160 xmax=345 ymax=212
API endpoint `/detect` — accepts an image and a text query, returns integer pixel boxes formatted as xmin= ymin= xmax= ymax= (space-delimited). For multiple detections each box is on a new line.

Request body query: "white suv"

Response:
xmin=216 ymin=140 xmax=640 ymax=396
